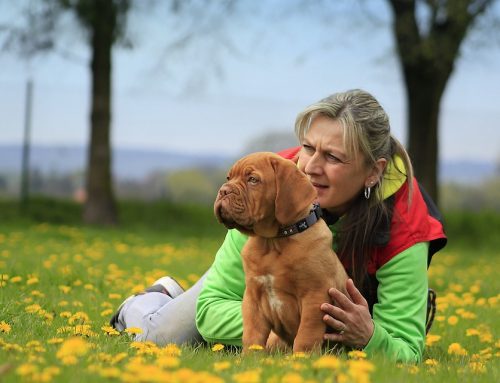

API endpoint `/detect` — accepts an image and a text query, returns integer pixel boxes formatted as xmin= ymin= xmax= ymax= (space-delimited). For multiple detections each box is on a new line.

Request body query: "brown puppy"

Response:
xmin=214 ymin=152 xmax=348 ymax=353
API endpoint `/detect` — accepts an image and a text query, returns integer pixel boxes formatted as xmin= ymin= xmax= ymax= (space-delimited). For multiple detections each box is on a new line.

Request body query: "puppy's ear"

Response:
xmin=271 ymin=157 xmax=317 ymax=225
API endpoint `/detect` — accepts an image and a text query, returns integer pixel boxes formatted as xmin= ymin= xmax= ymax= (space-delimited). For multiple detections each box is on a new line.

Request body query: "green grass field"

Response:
xmin=0 ymin=199 xmax=498 ymax=382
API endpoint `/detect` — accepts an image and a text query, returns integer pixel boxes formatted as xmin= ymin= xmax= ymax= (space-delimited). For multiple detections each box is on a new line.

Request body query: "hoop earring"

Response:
xmin=364 ymin=186 xmax=371 ymax=199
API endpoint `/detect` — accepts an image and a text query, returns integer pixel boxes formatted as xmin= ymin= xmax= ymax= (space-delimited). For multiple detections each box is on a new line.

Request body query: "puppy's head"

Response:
xmin=214 ymin=152 xmax=317 ymax=237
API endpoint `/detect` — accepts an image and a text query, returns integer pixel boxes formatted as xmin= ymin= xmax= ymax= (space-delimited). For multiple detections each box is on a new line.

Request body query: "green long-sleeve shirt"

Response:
xmin=195 ymin=228 xmax=429 ymax=363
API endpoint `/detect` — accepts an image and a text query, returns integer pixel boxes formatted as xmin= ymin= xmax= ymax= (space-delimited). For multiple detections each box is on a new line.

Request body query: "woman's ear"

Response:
xmin=365 ymin=158 xmax=387 ymax=187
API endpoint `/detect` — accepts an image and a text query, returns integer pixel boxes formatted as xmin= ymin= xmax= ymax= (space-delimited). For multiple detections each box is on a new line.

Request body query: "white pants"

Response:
xmin=115 ymin=271 xmax=208 ymax=346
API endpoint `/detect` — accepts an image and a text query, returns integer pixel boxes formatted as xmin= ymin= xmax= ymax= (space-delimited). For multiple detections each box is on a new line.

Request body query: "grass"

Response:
xmin=0 ymin=198 xmax=499 ymax=382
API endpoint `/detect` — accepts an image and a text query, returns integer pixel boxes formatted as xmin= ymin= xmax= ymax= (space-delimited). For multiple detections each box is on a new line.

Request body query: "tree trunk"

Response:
xmin=404 ymin=65 xmax=447 ymax=206
xmin=83 ymin=0 xmax=117 ymax=225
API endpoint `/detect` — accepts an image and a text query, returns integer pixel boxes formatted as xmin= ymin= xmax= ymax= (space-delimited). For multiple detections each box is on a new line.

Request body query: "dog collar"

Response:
xmin=277 ymin=203 xmax=323 ymax=237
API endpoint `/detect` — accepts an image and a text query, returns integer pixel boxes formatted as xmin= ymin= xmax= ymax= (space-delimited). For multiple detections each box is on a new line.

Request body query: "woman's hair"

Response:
xmin=294 ymin=89 xmax=414 ymax=292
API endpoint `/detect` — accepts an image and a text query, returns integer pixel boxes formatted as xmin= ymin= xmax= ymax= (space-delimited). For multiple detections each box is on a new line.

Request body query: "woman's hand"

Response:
xmin=321 ymin=278 xmax=374 ymax=349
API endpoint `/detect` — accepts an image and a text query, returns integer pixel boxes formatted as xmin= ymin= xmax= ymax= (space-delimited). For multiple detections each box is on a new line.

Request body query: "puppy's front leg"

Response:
xmin=293 ymin=296 xmax=327 ymax=353
xmin=242 ymin=291 xmax=270 ymax=353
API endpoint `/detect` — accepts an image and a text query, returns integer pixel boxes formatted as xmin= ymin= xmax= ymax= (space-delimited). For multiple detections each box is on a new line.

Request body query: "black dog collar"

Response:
xmin=277 ymin=203 xmax=323 ymax=237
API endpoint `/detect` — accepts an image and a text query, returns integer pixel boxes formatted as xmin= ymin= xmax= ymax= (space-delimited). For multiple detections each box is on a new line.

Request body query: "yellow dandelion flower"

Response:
xmin=448 ymin=342 xmax=468 ymax=356
xmin=47 ymin=338 xmax=64 ymax=344
xmin=232 ymin=369 xmax=261 ymax=383
xmin=60 ymin=311 xmax=72 ymax=318
xmin=68 ymin=311 xmax=90 ymax=325
xmin=248 ymin=344 xmax=264 ymax=351
xmin=10 ymin=276 xmax=22 ymax=283
xmin=125 ymin=327 xmax=143 ymax=335
xmin=0 ymin=321 xmax=11 ymax=333
xmin=348 ymin=350 xmax=367 ymax=359
xmin=31 ymin=290 xmax=45 ymax=298
xmin=99 ymin=367 xmax=121 ymax=378
xmin=16 ymin=363 xmax=38 ymax=376
xmin=56 ymin=337 xmax=90 ymax=362
xmin=25 ymin=304 xmax=42 ymax=314
xmin=162 ymin=343 xmax=182 ymax=356
xmin=156 ymin=356 xmax=181 ymax=368
xmin=84 ymin=284 xmax=94 ymax=290
xmin=466 ymin=328 xmax=480 ymax=337
xmin=407 ymin=365 xmax=419 ymax=374
xmin=292 ymin=352 xmax=308 ymax=359
xmin=211 ymin=343 xmax=225 ymax=352
xmin=281 ymin=372 xmax=304 ymax=383
xmin=27 ymin=277 xmax=39 ymax=285
xmin=447 ymin=315 xmax=459 ymax=325
xmin=213 ymin=361 xmax=231 ymax=372
xmin=312 ymin=355 xmax=341 ymax=370
xmin=469 ymin=361 xmax=486 ymax=373
xmin=101 ymin=325 xmax=120 ymax=336
xmin=100 ymin=309 xmax=113 ymax=317
xmin=59 ymin=285 xmax=72 ymax=294
xmin=425 ymin=359 xmax=439 ymax=366
xmin=479 ymin=332 xmax=493 ymax=343
xmin=426 ymin=334 xmax=441 ymax=346
xmin=108 ymin=293 xmax=122 ymax=300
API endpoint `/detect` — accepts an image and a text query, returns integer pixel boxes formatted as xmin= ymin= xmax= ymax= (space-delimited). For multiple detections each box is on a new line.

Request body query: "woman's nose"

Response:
xmin=304 ymin=153 xmax=322 ymax=175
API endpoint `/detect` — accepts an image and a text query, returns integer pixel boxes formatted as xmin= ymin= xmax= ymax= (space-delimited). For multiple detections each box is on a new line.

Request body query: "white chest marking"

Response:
xmin=253 ymin=274 xmax=283 ymax=312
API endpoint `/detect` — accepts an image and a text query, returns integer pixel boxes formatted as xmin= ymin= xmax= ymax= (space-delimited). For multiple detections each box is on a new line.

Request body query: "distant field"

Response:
xmin=0 ymin=199 xmax=498 ymax=382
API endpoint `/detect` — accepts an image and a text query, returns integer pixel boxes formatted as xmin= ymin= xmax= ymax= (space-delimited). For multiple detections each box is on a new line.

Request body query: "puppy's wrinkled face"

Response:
xmin=214 ymin=152 xmax=279 ymax=237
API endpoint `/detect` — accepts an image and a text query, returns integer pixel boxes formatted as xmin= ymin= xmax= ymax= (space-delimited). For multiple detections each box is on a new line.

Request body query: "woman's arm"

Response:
xmin=322 ymin=242 xmax=429 ymax=363
xmin=195 ymin=229 xmax=248 ymax=345
xmin=363 ymin=242 xmax=429 ymax=363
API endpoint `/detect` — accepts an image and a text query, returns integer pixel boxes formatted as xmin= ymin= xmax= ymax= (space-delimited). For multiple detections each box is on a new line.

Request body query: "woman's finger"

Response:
xmin=346 ymin=279 xmax=368 ymax=307
xmin=328 ymin=287 xmax=353 ymax=309
xmin=320 ymin=303 xmax=348 ymax=323
xmin=322 ymin=314 xmax=345 ymax=332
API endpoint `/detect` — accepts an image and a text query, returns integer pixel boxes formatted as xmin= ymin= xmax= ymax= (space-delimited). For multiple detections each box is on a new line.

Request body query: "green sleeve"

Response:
xmin=195 ymin=229 xmax=248 ymax=345
xmin=363 ymin=242 xmax=429 ymax=363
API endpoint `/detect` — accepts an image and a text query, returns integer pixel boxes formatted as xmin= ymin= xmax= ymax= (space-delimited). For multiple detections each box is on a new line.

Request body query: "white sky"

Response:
xmin=1 ymin=0 xmax=499 ymax=162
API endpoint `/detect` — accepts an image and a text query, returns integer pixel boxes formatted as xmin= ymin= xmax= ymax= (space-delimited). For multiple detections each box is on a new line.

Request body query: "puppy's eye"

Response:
xmin=248 ymin=176 xmax=259 ymax=185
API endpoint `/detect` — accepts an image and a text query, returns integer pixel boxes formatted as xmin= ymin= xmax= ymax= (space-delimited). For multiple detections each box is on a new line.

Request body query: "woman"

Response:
xmin=195 ymin=89 xmax=446 ymax=363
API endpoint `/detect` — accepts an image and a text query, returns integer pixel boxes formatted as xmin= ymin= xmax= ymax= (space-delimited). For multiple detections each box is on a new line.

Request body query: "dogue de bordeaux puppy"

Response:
xmin=214 ymin=151 xmax=348 ymax=353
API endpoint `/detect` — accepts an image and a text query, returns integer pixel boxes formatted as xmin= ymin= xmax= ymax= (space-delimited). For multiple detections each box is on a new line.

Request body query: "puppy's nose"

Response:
xmin=219 ymin=184 xmax=232 ymax=197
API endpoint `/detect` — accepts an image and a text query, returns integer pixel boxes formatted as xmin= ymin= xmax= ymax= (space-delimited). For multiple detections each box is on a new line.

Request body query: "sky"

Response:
xmin=1 ymin=1 xmax=499 ymax=163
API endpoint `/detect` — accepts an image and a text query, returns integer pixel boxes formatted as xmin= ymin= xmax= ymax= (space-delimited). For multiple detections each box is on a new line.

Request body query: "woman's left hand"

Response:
xmin=321 ymin=278 xmax=374 ymax=349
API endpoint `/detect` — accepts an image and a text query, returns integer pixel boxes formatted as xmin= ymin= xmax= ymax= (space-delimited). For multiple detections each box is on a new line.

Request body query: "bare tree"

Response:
xmin=387 ymin=0 xmax=497 ymax=205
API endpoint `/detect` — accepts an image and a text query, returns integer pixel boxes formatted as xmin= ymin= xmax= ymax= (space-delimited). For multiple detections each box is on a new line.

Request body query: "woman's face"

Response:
xmin=298 ymin=115 xmax=375 ymax=215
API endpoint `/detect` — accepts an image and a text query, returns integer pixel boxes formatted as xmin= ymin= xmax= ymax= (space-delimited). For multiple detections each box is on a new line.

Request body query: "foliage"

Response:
xmin=0 ymin=198 xmax=498 ymax=382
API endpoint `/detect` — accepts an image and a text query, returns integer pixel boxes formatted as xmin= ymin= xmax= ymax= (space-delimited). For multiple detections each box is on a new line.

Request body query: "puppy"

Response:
xmin=214 ymin=152 xmax=348 ymax=353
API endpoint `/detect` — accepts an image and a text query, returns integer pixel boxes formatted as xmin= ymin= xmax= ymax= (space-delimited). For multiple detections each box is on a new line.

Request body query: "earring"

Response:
xmin=364 ymin=186 xmax=371 ymax=199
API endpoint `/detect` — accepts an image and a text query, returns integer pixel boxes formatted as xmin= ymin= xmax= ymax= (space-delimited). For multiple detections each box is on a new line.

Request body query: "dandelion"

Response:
xmin=156 ymin=356 xmax=181 ymax=368
xmin=425 ymin=359 xmax=439 ymax=367
xmin=59 ymin=285 xmax=72 ymax=294
xmin=447 ymin=315 xmax=459 ymax=325
xmin=466 ymin=328 xmax=480 ymax=337
xmin=348 ymin=350 xmax=367 ymax=359
xmin=0 ymin=321 xmax=11 ymax=333
xmin=47 ymin=338 xmax=64 ymax=344
xmin=101 ymin=325 xmax=120 ymax=336
xmin=469 ymin=361 xmax=486 ymax=373
xmin=232 ymin=369 xmax=261 ymax=383
xmin=1 ymin=274 xmax=9 ymax=287
xmin=27 ymin=276 xmax=39 ymax=285
xmin=281 ymin=372 xmax=304 ymax=383
xmin=56 ymin=337 xmax=90 ymax=365
xmin=312 ymin=355 xmax=341 ymax=370
xmin=16 ymin=363 xmax=38 ymax=376
xmin=448 ymin=342 xmax=468 ymax=356
xmin=248 ymin=344 xmax=264 ymax=351
xmin=108 ymin=293 xmax=122 ymax=300
xmin=100 ymin=309 xmax=113 ymax=317
xmin=9 ymin=276 xmax=22 ymax=283
xmin=211 ymin=343 xmax=225 ymax=352
xmin=162 ymin=343 xmax=182 ymax=357
xmin=425 ymin=334 xmax=441 ymax=346
xmin=125 ymin=327 xmax=143 ymax=335
xmin=213 ymin=361 xmax=231 ymax=372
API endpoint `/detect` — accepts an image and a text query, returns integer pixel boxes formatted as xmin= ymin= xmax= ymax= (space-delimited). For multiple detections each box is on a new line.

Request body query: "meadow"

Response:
xmin=0 ymin=198 xmax=498 ymax=382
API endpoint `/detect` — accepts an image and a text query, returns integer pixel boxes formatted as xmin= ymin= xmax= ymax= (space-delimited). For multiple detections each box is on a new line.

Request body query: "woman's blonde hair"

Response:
xmin=294 ymin=89 xmax=414 ymax=293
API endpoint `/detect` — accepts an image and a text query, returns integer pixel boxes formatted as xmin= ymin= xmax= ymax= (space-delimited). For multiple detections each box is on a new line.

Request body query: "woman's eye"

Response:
xmin=302 ymin=144 xmax=314 ymax=153
xmin=327 ymin=153 xmax=342 ymax=163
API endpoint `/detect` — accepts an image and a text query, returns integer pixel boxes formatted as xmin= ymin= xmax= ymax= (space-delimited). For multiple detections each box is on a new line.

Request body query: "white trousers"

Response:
xmin=116 ymin=271 xmax=208 ymax=346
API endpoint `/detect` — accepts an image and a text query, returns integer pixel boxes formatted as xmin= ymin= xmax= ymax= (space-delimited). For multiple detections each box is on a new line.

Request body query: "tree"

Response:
xmin=387 ymin=0 xmax=496 ymax=205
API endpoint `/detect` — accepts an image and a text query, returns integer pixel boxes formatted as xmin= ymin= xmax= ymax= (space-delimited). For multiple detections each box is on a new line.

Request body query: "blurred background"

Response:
xmin=1 ymin=0 xmax=499 ymax=225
